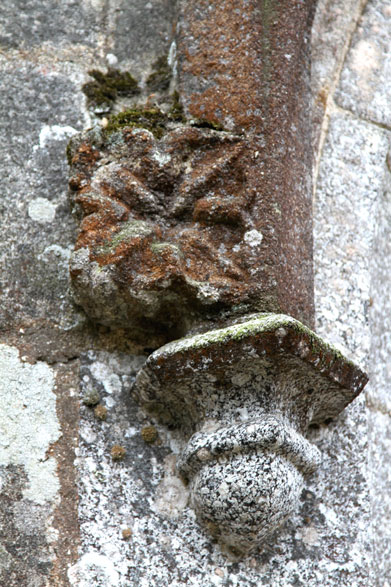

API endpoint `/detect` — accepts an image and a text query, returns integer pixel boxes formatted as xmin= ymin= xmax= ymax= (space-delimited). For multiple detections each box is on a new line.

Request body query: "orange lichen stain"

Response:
xmin=111 ymin=445 xmax=126 ymax=461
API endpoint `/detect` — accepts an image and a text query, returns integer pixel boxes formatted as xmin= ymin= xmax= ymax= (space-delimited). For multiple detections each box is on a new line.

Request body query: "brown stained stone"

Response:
xmin=49 ymin=363 xmax=80 ymax=586
xmin=177 ymin=0 xmax=318 ymax=329
xmin=68 ymin=1 xmax=317 ymax=343
xmin=68 ymin=122 xmax=282 ymax=342
xmin=66 ymin=0 xmax=320 ymax=349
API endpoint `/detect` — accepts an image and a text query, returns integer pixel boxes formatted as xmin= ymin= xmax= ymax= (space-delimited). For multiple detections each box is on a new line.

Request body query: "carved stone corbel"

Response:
xmin=68 ymin=0 xmax=368 ymax=556
xmin=132 ymin=314 xmax=367 ymax=555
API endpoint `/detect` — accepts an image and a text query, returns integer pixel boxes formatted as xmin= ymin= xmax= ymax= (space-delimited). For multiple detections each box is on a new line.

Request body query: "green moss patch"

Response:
xmin=97 ymin=221 xmax=156 ymax=256
xmin=103 ymin=91 xmax=228 ymax=139
xmin=82 ymin=68 xmax=140 ymax=111
xmin=146 ymin=55 xmax=172 ymax=93
xmin=104 ymin=93 xmax=186 ymax=138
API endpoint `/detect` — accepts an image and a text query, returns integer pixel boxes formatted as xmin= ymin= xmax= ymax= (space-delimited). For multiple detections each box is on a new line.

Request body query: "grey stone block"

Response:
xmin=0 ymin=62 xmax=84 ymax=329
xmin=336 ymin=0 xmax=391 ymax=127
xmin=111 ymin=0 xmax=176 ymax=75
xmin=314 ymin=111 xmax=390 ymax=363
xmin=0 ymin=0 xmax=103 ymax=49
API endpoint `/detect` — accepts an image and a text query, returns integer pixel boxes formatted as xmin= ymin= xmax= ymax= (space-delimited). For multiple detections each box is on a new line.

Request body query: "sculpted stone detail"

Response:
xmin=67 ymin=116 xmax=277 ymax=341
xmin=67 ymin=53 xmax=368 ymax=551
xmin=67 ymin=107 xmax=368 ymax=555
xmin=133 ymin=314 xmax=368 ymax=556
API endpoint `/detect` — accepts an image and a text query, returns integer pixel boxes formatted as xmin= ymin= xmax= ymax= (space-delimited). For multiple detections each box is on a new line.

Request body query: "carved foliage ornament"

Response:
xmin=67 ymin=114 xmax=273 ymax=341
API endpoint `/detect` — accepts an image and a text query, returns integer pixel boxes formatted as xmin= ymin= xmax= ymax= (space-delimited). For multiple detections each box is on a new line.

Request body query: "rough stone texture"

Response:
xmin=367 ymin=150 xmax=391 ymax=583
xmin=1 ymin=0 xmax=391 ymax=585
xmin=312 ymin=1 xmax=391 ymax=583
xmin=134 ymin=313 xmax=367 ymax=555
xmin=110 ymin=0 xmax=176 ymax=77
xmin=311 ymin=72 xmax=391 ymax=587
xmin=0 ymin=61 xmax=84 ymax=332
xmin=0 ymin=0 xmax=102 ymax=49
xmin=0 ymin=345 xmax=59 ymax=585
xmin=68 ymin=122 xmax=263 ymax=343
xmin=177 ymin=0 xmax=316 ymax=328
xmin=135 ymin=314 xmax=367 ymax=432
xmin=310 ymin=0 xmax=366 ymax=154
xmin=335 ymin=0 xmax=391 ymax=128
xmin=0 ymin=0 xmax=175 ymax=585
xmin=67 ymin=0 xmax=318 ymax=339
xmin=314 ymin=112 xmax=389 ymax=362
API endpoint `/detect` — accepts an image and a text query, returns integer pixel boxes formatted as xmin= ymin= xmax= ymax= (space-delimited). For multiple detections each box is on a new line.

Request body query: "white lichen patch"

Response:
xmin=0 ymin=344 xmax=60 ymax=504
xmin=89 ymin=362 xmax=122 ymax=395
xmin=68 ymin=552 xmax=120 ymax=587
xmin=39 ymin=124 xmax=78 ymax=149
xmin=28 ymin=197 xmax=57 ymax=223
xmin=150 ymin=148 xmax=172 ymax=166
xmin=38 ymin=244 xmax=72 ymax=266
xmin=243 ymin=229 xmax=263 ymax=247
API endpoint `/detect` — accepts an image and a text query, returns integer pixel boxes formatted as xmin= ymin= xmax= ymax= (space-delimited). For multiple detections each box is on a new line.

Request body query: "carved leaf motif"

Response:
xmin=68 ymin=123 xmax=263 ymax=338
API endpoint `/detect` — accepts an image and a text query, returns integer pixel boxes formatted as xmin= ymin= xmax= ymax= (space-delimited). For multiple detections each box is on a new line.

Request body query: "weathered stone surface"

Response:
xmin=0 ymin=0 xmax=102 ymax=49
xmin=314 ymin=112 xmax=389 ymax=363
xmin=335 ymin=0 xmax=391 ymax=127
xmin=135 ymin=314 xmax=367 ymax=431
xmin=312 ymin=110 xmax=390 ymax=586
xmin=311 ymin=0 xmax=365 ymax=153
xmin=0 ymin=62 xmax=84 ymax=331
xmin=0 ymin=466 xmax=53 ymax=586
xmin=68 ymin=0 xmax=318 ymax=342
xmin=311 ymin=0 xmax=365 ymax=95
xmin=0 ymin=344 xmax=59 ymax=585
xmin=68 ymin=119 xmax=280 ymax=341
xmin=1 ymin=0 xmax=390 ymax=584
xmin=111 ymin=0 xmax=176 ymax=76
xmin=177 ymin=0 xmax=316 ymax=328
xmin=133 ymin=313 xmax=366 ymax=555
xmin=367 ymin=151 xmax=391 ymax=583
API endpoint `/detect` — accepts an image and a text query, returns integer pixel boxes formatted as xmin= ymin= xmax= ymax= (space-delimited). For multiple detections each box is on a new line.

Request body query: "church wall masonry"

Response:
xmin=0 ymin=0 xmax=390 ymax=585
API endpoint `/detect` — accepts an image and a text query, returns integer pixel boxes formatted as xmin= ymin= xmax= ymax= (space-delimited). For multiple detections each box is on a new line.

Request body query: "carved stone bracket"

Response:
xmin=67 ymin=0 xmax=369 ymax=556
xmin=133 ymin=313 xmax=368 ymax=555
xmin=67 ymin=121 xmax=268 ymax=343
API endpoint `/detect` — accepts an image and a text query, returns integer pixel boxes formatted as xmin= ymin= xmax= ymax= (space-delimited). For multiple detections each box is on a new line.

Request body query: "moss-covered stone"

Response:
xmin=102 ymin=91 xmax=227 ymax=140
xmin=82 ymin=388 xmax=100 ymax=407
xmin=192 ymin=119 xmax=225 ymax=132
xmin=104 ymin=106 xmax=170 ymax=138
xmin=146 ymin=55 xmax=172 ymax=93
xmin=82 ymin=68 xmax=140 ymax=112
xmin=103 ymin=92 xmax=187 ymax=138
xmin=168 ymin=91 xmax=186 ymax=123
xmin=97 ymin=221 xmax=156 ymax=256
xmin=141 ymin=425 xmax=158 ymax=444
xmin=94 ymin=404 xmax=108 ymax=421
xmin=122 ymin=527 xmax=132 ymax=540
xmin=111 ymin=445 xmax=126 ymax=461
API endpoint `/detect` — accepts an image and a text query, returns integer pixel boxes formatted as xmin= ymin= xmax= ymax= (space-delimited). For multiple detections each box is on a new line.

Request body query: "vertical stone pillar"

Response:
xmin=177 ymin=0 xmax=317 ymax=327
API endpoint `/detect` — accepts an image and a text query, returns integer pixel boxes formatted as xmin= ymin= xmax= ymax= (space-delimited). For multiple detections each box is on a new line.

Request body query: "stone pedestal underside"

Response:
xmin=133 ymin=314 xmax=367 ymax=555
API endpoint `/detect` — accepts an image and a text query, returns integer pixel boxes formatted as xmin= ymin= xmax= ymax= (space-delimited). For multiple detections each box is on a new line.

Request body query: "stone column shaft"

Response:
xmin=177 ymin=0 xmax=317 ymax=327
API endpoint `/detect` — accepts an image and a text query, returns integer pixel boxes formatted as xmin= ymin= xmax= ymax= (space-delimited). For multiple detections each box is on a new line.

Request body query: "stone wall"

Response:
xmin=0 ymin=0 xmax=390 ymax=585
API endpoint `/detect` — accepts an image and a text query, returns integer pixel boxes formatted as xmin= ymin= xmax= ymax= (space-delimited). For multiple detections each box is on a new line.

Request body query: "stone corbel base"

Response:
xmin=133 ymin=313 xmax=368 ymax=556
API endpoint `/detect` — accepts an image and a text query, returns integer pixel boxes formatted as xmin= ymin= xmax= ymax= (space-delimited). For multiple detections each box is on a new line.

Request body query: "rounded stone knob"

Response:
xmin=133 ymin=313 xmax=368 ymax=554
xmin=178 ymin=418 xmax=321 ymax=555
xmin=190 ymin=451 xmax=305 ymax=555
